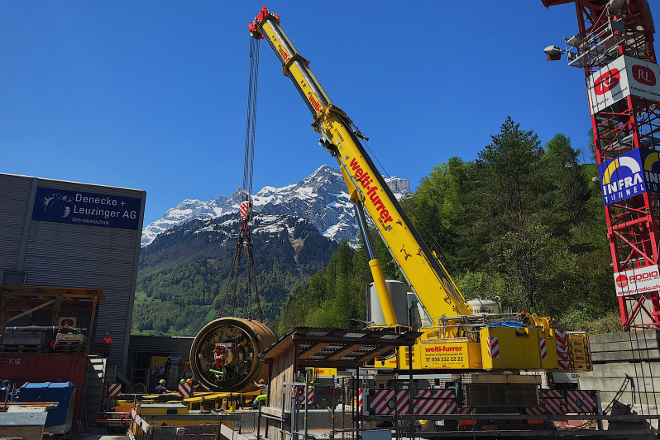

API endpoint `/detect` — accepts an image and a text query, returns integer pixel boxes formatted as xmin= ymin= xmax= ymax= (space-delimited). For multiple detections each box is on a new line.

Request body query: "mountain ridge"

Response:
xmin=142 ymin=165 xmax=410 ymax=246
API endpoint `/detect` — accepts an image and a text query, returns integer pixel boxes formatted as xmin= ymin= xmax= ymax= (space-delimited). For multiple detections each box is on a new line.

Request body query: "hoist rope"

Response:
xmin=217 ymin=36 xmax=263 ymax=322
xmin=243 ymin=37 xmax=260 ymax=199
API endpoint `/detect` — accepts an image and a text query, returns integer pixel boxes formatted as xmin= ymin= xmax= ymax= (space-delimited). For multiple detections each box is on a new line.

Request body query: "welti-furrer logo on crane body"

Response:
xmin=599 ymin=148 xmax=660 ymax=205
xmin=345 ymin=155 xmax=463 ymax=304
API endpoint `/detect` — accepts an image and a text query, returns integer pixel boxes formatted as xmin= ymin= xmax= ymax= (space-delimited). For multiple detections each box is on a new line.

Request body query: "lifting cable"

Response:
xmin=216 ymin=36 xmax=263 ymax=322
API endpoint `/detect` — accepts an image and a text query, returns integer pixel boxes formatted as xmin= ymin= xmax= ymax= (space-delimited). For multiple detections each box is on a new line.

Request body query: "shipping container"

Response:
xmin=0 ymin=353 xmax=87 ymax=426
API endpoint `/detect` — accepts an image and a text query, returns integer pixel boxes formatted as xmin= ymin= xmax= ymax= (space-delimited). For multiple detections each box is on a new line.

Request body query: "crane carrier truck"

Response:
xmin=187 ymin=6 xmax=627 ymax=435
xmin=244 ymin=6 xmax=606 ymax=432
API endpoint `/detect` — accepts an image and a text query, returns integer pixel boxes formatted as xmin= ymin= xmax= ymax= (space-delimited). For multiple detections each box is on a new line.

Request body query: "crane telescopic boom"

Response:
xmin=247 ymin=5 xmax=596 ymax=375
xmin=249 ymin=6 xmax=472 ymax=323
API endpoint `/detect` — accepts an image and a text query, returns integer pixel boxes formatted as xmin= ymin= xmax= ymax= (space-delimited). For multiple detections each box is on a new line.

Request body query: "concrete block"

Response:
xmin=588 ymin=362 xmax=660 ymax=377
xmin=593 ymin=349 xmax=660 ymax=362
xmin=580 ymin=360 xmax=660 ymax=405
xmin=597 ymin=390 xmax=660 ymax=409
xmin=589 ymin=330 xmax=660 ymax=345
xmin=591 ymin=338 xmax=660 ymax=353
xmin=580 ymin=375 xmax=660 ymax=393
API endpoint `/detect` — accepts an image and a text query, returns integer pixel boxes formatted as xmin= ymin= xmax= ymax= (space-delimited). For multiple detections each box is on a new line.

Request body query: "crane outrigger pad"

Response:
xmin=260 ymin=327 xmax=421 ymax=368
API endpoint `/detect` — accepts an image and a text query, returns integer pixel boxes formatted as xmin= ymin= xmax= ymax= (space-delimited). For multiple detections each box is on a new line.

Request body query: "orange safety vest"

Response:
xmin=104 ymin=337 xmax=113 ymax=345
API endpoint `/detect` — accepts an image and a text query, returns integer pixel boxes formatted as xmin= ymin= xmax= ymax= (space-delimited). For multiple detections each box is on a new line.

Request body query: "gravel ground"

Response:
xmin=69 ymin=425 xmax=128 ymax=440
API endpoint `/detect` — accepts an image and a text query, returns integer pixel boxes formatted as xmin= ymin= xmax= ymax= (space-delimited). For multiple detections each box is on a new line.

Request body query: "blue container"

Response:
xmin=18 ymin=382 xmax=76 ymax=434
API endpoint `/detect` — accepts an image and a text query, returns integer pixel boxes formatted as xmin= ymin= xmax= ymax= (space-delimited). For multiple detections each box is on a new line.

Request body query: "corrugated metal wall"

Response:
xmin=0 ymin=173 xmax=145 ymax=371
xmin=0 ymin=175 xmax=31 ymax=280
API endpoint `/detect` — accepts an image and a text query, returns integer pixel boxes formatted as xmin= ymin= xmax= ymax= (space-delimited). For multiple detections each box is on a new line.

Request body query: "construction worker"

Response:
xmin=155 ymin=379 xmax=171 ymax=394
xmin=252 ymin=378 xmax=268 ymax=406
xmin=100 ymin=332 xmax=113 ymax=358
xmin=188 ymin=377 xmax=201 ymax=391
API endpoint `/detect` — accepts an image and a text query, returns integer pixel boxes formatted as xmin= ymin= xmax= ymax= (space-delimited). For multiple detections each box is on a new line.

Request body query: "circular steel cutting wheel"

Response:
xmin=190 ymin=317 xmax=277 ymax=392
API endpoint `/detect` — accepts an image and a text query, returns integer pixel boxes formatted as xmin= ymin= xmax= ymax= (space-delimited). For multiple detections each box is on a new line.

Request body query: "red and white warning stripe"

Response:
xmin=555 ymin=329 xmax=570 ymax=370
xmin=294 ymin=386 xmax=314 ymax=405
xmin=456 ymin=407 xmax=476 ymax=415
xmin=543 ymin=397 xmax=566 ymax=415
xmin=566 ymin=390 xmax=596 ymax=414
xmin=178 ymin=382 xmax=192 ymax=398
xmin=487 ymin=337 xmax=500 ymax=359
xmin=540 ymin=389 xmax=598 ymax=415
xmin=544 ymin=390 xmax=563 ymax=398
xmin=412 ymin=398 xmax=456 ymax=415
xmin=239 ymin=201 xmax=251 ymax=220
xmin=358 ymin=389 xmax=364 ymax=414
xmin=369 ymin=389 xmax=402 ymax=415
xmin=417 ymin=389 xmax=453 ymax=399
xmin=542 ymin=389 xmax=566 ymax=415
xmin=368 ymin=389 xmax=457 ymax=415
xmin=539 ymin=338 xmax=547 ymax=360
xmin=108 ymin=383 xmax=122 ymax=397
xmin=411 ymin=390 xmax=456 ymax=415
xmin=526 ymin=406 xmax=545 ymax=415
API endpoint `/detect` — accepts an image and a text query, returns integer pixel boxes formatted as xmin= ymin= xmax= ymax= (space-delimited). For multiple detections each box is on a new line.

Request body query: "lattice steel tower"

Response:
xmin=543 ymin=0 xmax=659 ymax=329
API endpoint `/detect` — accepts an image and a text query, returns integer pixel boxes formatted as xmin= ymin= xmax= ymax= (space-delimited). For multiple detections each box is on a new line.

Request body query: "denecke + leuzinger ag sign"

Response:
xmin=598 ymin=148 xmax=660 ymax=205
xmin=587 ymin=55 xmax=660 ymax=115
xmin=614 ymin=265 xmax=660 ymax=297
xmin=32 ymin=187 xmax=142 ymax=230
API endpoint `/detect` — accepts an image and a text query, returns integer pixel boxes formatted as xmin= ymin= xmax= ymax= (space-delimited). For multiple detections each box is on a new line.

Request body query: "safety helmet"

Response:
xmin=159 ymin=379 xmax=166 ymax=384
xmin=186 ymin=379 xmax=192 ymax=384
xmin=259 ymin=379 xmax=265 ymax=384
xmin=180 ymin=379 xmax=185 ymax=384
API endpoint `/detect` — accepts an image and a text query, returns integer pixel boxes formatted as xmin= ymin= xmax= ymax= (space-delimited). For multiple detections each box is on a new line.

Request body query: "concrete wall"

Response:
xmin=589 ymin=330 xmax=660 ymax=363
xmin=579 ymin=331 xmax=660 ymax=422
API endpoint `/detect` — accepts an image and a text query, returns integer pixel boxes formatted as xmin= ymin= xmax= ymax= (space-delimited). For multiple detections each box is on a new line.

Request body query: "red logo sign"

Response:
xmin=277 ymin=46 xmax=290 ymax=62
xmin=594 ymin=69 xmax=620 ymax=95
xmin=615 ymin=274 xmax=628 ymax=288
xmin=308 ymin=94 xmax=322 ymax=112
xmin=630 ymin=270 xmax=659 ymax=281
xmin=424 ymin=345 xmax=463 ymax=353
xmin=632 ymin=65 xmax=657 ymax=86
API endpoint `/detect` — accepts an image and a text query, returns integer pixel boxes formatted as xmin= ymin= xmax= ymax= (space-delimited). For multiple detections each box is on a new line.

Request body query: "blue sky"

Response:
xmin=2 ymin=1 xmax=658 ymax=226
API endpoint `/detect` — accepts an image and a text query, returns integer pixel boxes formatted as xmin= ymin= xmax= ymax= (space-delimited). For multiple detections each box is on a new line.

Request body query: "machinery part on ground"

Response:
xmin=190 ymin=317 xmax=277 ymax=392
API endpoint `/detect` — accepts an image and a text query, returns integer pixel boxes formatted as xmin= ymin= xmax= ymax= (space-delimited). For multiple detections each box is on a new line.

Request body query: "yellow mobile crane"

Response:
xmin=248 ymin=6 xmax=590 ymax=374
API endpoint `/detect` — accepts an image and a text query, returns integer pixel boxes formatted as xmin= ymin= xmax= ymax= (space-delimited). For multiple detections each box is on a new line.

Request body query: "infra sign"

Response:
xmin=598 ymin=148 xmax=660 ymax=205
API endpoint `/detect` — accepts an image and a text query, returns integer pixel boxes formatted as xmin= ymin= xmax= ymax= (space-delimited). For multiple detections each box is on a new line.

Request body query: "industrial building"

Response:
xmin=0 ymin=172 xmax=145 ymax=373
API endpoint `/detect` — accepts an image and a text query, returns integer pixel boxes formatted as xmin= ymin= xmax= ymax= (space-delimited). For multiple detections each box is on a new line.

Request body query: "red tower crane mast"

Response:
xmin=542 ymin=0 xmax=659 ymax=329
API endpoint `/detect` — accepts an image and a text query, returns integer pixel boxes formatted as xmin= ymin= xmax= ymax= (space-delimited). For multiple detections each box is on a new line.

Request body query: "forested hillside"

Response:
xmin=131 ymin=214 xmax=338 ymax=335
xmin=275 ymin=118 xmax=621 ymax=334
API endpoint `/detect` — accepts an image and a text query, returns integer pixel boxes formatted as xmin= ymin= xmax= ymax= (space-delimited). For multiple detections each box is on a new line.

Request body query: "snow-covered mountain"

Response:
xmin=142 ymin=165 xmax=410 ymax=246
